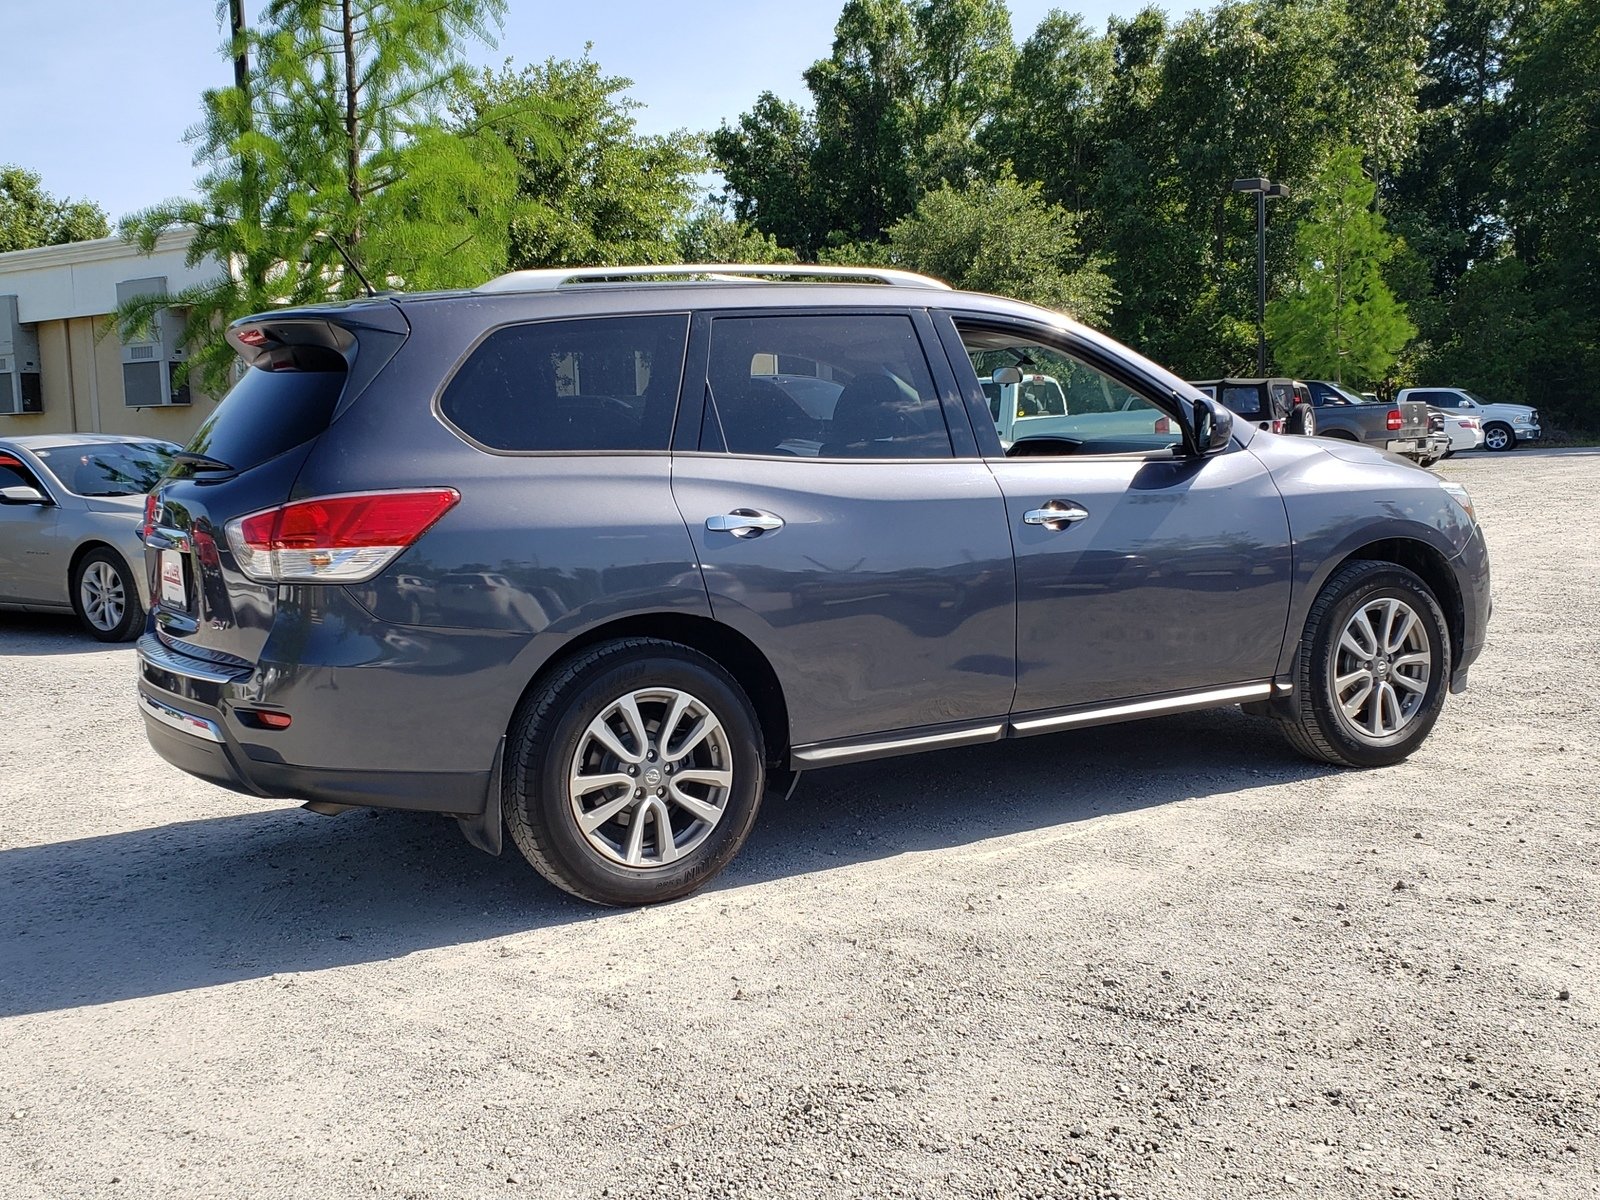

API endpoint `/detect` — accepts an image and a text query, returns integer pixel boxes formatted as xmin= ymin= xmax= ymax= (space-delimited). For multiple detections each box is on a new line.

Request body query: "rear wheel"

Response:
xmin=504 ymin=639 xmax=766 ymax=905
xmin=1483 ymin=422 xmax=1515 ymax=451
xmin=1288 ymin=404 xmax=1316 ymax=436
xmin=71 ymin=548 xmax=143 ymax=642
xmin=1274 ymin=561 xmax=1451 ymax=767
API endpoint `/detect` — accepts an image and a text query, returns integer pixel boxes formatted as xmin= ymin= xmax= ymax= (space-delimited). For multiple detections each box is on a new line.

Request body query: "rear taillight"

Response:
xmin=1154 ymin=416 xmax=1171 ymax=434
xmin=1387 ymin=409 xmax=1403 ymax=431
xmin=141 ymin=492 xmax=159 ymax=539
xmin=1271 ymin=418 xmax=1286 ymax=434
xmin=226 ymin=489 xmax=459 ymax=584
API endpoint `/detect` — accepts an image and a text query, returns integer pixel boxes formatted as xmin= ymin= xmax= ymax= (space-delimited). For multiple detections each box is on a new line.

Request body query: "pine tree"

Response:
xmin=1266 ymin=147 xmax=1416 ymax=385
xmin=121 ymin=0 xmax=547 ymax=395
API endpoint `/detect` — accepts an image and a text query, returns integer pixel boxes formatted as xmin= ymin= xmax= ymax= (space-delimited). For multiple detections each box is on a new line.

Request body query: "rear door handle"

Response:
xmin=1023 ymin=501 xmax=1090 ymax=529
xmin=705 ymin=509 xmax=785 ymax=538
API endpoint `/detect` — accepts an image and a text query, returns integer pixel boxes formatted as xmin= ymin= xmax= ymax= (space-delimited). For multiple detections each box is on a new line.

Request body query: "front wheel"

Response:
xmin=1274 ymin=561 xmax=1451 ymax=767
xmin=1483 ymin=422 xmax=1515 ymax=451
xmin=504 ymin=639 xmax=766 ymax=905
xmin=71 ymin=548 xmax=143 ymax=642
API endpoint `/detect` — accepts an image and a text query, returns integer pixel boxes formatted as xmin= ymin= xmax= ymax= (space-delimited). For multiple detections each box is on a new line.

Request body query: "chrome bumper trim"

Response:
xmin=139 ymin=691 xmax=224 ymax=743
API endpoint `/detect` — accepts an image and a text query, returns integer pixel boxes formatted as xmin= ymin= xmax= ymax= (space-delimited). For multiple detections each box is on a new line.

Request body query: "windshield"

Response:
xmin=34 ymin=441 xmax=177 ymax=496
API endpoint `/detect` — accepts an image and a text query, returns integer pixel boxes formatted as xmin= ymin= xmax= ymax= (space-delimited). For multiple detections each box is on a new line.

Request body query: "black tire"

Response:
xmin=1483 ymin=422 xmax=1516 ymax=452
xmin=504 ymin=638 xmax=767 ymax=906
xmin=1273 ymin=561 xmax=1452 ymax=768
xmin=1443 ymin=449 xmax=1456 ymax=459
xmin=1288 ymin=404 xmax=1316 ymax=436
xmin=70 ymin=547 xmax=143 ymax=642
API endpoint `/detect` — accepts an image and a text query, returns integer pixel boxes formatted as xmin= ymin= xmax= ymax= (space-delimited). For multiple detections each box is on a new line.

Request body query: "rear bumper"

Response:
xmin=136 ymin=632 xmax=491 ymax=815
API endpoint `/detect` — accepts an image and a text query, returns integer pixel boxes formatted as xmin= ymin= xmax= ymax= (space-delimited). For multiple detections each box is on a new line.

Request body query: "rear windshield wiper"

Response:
xmin=173 ymin=451 xmax=237 ymax=474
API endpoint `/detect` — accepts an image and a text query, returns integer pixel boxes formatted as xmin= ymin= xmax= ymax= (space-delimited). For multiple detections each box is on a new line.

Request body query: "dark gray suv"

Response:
xmin=136 ymin=265 xmax=1491 ymax=905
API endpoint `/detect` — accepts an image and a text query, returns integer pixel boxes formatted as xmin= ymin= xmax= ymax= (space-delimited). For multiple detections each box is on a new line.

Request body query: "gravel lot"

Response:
xmin=2 ymin=448 xmax=1597 ymax=1200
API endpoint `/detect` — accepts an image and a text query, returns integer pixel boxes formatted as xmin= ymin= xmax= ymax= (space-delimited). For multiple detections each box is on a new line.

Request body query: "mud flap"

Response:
xmin=456 ymin=735 xmax=504 ymax=857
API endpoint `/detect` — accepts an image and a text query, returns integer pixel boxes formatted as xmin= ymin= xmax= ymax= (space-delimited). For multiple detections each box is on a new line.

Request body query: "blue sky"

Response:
xmin=5 ymin=1 xmax=1154 ymax=224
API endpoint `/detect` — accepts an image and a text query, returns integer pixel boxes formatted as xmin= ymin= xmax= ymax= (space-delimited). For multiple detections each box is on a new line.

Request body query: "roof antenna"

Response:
xmin=317 ymin=234 xmax=378 ymax=298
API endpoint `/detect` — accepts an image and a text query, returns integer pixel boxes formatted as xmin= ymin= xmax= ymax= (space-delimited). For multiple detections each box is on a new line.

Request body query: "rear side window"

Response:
xmin=188 ymin=368 xmax=346 ymax=472
xmin=1220 ymin=385 xmax=1263 ymax=418
xmin=705 ymin=314 xmax=952 ymax=459
xmin=440 ymin=314 xmax=689 ymax=452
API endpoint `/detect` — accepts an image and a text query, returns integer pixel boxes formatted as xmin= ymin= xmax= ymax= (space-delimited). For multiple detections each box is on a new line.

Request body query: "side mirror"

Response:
xmin=0 ymin=485 xmax=49 ymax=505
xmin=1191 ymin=397 xmax=1233 ymax=455
xmin=991 ymin=366 xmax=1023 ymax=386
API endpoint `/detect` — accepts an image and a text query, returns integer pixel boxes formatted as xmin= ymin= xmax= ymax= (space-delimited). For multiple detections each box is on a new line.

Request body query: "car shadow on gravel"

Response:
xmin=1 ymin=707 xmax=1331 ymax=1017
xmin=0 ymin=612 xmax=135 ymax=655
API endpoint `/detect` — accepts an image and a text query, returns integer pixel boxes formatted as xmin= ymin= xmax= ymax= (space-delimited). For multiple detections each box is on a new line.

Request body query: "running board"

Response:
xmin=789 ymin=681 xmax=1281 ymax=770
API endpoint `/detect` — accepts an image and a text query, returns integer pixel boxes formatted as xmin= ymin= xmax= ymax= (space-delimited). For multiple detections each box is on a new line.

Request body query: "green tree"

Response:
xmin=0 ymin=166 xmax=109 ymax=252
xmin=708 ymin=94 xmax=826 ymax=257
xmin=456 ymin=54 xmax=705 ymax=270
xmin=1266 ymin=148 xmax=1416 ymax=384
xmin=676 ymin=204 xmax=797 ymax=264
xmin=122 ymin=0 xmax=531 ymax=394
xmin=829 ymin=171 xmax=1114 ymax=323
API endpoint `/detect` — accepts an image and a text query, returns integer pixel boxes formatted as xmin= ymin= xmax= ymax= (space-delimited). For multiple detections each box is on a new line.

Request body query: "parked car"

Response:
xmin=1395 ymin=387 xmax=1541 ymax=452
xmin=1302 ymin=380 xmax=1432 ymax=464
xmin=1188 ymin=378 xmax=1315 ymax=436
xmin=135 ymin=264 xmax=1490 ymax=906
xmin=0 ymin=435 xmax=178 ymax=640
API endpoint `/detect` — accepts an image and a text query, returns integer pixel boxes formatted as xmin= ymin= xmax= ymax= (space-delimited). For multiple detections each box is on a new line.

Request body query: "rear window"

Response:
xmin=186 ymin=367 xmax=347 ymax=472
xmin=439 ymin=314 xmax=689 ymax=452
xmin=33 ymin=441 xmax=176 ymax=496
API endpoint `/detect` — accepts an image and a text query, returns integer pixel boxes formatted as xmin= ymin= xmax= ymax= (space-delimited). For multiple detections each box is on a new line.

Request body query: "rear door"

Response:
xmin=669 ymin=309 xmax=1016 ymax=750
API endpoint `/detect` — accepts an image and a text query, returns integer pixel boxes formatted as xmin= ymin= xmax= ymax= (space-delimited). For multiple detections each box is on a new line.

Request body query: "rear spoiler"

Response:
xmin=225 ymin=301 xmax=410 ymax=417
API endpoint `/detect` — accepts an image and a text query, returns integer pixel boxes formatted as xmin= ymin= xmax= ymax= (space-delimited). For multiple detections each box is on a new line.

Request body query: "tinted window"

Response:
xmin=32 ymin=441 xmax=176 ymax=496
xmin=188 ymin=368 xmax=346 ymax=472
xmin=1412 ymin=390 xmax=1455 ymax=405
xmin=1220 ymin=385 xmax=1264 ymax=418
xmin=706 ymin=314 xmax=952 ymax=459
xmin=441 ymin=314 xmax=689 ymax=452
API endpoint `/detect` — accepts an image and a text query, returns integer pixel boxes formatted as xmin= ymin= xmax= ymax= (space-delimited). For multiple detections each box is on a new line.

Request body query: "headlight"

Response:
xmin=1440 ymin=481 xmax=1476 ymax=524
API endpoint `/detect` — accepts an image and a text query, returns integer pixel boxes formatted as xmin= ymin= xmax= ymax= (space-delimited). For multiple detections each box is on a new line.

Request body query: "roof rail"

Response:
xmin=476 ymin=263 xmax=953 ymax=293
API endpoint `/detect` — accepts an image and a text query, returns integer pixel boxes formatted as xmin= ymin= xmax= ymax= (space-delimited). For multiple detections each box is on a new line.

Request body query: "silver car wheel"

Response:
xmin=1330 ymin=597 xmax=1432 ymax=741
xmin=79 ymin=560 xmax=126 ymax=632
xmin=568 ymin=686 xmax=732 ymax=869
xmin=1484 ymin=425 xmax=1511 ymax=451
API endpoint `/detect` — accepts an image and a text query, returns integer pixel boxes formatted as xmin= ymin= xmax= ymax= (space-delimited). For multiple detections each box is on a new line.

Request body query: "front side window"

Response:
xmin=958 ymin=326 xmax=1183 ymax=457
xmin=0 ymin=452 xmax=45 ymax=493
xmin=440 ymin=314 xmax=689 ymax=452
xmin=704 ymin=314 xmax=952 ymax=459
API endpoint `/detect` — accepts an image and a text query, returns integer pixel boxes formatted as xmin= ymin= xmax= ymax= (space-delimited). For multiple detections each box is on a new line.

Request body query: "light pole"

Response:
xmin=1231 ymin=177 xmax=1290 ymax=375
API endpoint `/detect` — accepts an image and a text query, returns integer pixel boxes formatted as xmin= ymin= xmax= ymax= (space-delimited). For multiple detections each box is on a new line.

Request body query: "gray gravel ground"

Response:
xmin=2 ymin=447 xmax=1597 ymax=1200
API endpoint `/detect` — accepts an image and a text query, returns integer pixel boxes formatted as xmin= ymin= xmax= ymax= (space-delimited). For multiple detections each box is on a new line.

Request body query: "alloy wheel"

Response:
xmin=567 ymin=687 xmax=733 ymax=869
xmin=1329 ymin=597 xmax=1432 ymax=741
xmin=79 ymin=560 xmax=126 ymax=632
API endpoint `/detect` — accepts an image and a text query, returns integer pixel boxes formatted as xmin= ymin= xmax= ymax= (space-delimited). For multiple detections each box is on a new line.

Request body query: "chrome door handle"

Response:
xmin=1023 ymin=501 xmax=1090 ymax=529
xmin=706 ymin=509 xmax=785 ymax=538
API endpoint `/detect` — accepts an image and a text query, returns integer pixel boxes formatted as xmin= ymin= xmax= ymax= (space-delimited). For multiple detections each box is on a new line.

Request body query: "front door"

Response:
xmin=0 ymin=450 xmax=62 ymax=604
xmin=670 ymin=310 xmax=1016 ymax=749
xmin=940 ymin=317 xmax=1294 ymax=715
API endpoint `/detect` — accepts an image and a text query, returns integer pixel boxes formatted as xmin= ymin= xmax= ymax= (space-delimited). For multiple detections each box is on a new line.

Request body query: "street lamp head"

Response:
xmin=1265 ymin=182 xmax=1291 ymax=199
xmin=1232 ymin=177 xmax=1269 ymax=193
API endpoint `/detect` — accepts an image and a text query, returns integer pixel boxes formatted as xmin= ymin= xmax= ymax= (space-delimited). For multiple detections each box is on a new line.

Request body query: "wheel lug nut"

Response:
xmin=647 ymin=750 xmax=656 ymax=761
xmin=656 ymin=787 xmax=665 ymax=797
xmin=635 ymin=788 xmax=643 ymax=797
xmin=628 ymin=766 xmax=637 ymax=776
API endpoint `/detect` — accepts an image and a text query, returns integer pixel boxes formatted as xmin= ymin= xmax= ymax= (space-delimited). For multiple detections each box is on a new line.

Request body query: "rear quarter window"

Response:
xmin=439 ymin=314 xmax=689 ymax=452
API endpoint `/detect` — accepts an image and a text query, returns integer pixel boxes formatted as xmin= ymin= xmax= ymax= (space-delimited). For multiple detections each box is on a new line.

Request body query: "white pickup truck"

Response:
xmin=1395 ymin=387 xmax=1542 ymax=452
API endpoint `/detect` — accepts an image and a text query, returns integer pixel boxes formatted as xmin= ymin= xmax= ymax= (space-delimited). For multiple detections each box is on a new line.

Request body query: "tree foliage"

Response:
xmin=1266 ymin=148 xmax=1416 ymax=385
xmin=455 ymin=54 xmax=705 ymax=270
xmin=121 ymin=0 xmax=535 ymax=394
xmin=0 ymin=166 xmax=109 ymax=252
xmin=863 ymin=172 xmax=1114 ymax=322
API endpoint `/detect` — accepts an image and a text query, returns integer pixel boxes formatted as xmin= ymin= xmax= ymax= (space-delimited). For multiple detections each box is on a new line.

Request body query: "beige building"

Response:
xmin=0 ymin=229 xmax=223 ymax=445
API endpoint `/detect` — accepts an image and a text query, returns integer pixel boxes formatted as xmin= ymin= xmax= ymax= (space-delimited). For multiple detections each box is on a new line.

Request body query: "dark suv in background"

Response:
xmin=137 ymin=265 xmax=1491 ymax=905
xmin=1189 ymin=378 xmax=1316 ymax=436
